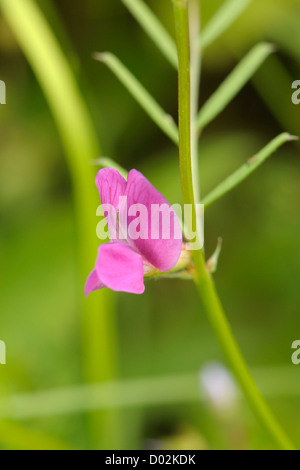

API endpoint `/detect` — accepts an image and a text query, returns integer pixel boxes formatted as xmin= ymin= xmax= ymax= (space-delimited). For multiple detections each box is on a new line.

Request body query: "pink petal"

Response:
xmin=96 ymin=168 xmax=127 ymax=208
xmin=121 ymin=169 xmax=182 ymax=272
xmin=96 ymin=243 xmax=145 ymax=294
xmin=85 ymin=269 xmax=105 ymax=297
xmin=95 ymin=168 xmax=127 ymax=240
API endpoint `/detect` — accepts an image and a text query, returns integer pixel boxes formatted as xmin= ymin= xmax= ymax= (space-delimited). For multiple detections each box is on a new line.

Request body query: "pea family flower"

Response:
xmin=85 ymin=168 xmax=183 ymax=296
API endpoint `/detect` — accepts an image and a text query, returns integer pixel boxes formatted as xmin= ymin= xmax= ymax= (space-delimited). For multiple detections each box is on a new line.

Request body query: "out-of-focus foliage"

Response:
xmin=0 ymin=0 xmax=300 ymax=450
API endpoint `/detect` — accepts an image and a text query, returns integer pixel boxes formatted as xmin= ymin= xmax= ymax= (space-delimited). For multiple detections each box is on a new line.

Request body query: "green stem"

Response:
xmin=172 ymin=0 xmax=295 ymax=450
xmin=194 ymin=274 xmax=295 ymax=450
xmin=173 ymin=0 xmax=194 ymax=214
xmin=189 ymin=0 xmax=201 ymax=203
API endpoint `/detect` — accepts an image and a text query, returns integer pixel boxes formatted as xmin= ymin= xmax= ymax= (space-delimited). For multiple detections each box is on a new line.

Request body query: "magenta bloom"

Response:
xmin=85 ymin=168 xmax=182 ymax=295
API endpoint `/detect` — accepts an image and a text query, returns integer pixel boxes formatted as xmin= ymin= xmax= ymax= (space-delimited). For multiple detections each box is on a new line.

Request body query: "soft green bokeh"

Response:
xmin=0 ymin=0 xmax=299 ymax=450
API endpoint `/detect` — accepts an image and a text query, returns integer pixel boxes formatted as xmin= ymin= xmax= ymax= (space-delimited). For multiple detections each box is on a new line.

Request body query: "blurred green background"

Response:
xmin=0 ymin=0 xmax=300 ymax=450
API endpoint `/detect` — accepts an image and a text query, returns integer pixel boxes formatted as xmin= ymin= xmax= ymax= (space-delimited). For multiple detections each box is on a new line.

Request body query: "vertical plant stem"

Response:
xmin=189 ymin=0 xmax=201 ymax=203
xmin=173 ymin=0 xmax=194 ymax=213
xmin=172 ymin=0 xmax=295 ymax=450
xmin=0 ymin=0 xmax=121 ymax=449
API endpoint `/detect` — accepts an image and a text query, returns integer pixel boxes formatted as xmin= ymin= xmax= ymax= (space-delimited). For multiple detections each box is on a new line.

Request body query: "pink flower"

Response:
xmin=85 ymin=168 xmax=183 ymax=296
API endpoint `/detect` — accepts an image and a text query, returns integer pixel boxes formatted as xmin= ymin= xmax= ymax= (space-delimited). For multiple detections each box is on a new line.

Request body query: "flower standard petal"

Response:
xmin=96 ymin=168 xmax=127 ymax=208
xmin=122 ymin=169 xmax=182 ymax=272
xmin=96 ymin=243 xmax=145 ymax=294
xmin=95 ymin=168 xmax=127 ymax=240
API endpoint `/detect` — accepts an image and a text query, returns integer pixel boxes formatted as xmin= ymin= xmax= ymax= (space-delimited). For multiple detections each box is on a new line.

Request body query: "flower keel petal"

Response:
xmin=96 ymin=243 xmax=145 ymax=294
xmin=85 ymin=269 xmax=105 ymax=297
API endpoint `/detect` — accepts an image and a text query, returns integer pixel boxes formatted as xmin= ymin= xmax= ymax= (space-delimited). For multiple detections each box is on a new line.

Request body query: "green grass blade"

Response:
xmin=94 ymin=52 xmax=179 ymax=145
xmin=197 ymin=42 xmax=275 ymax=131
xmin=202 ymin=133 xmax=297 ymax=207
xmin=0 ymin=421 xmax=72 ymax=450
xmin=200 ymin=0 xmax=253 ymax=49
xmin=0 ymin=0 xmax=121 ymax=449
xmin=121 ymin=0 xmax=178 ymax=69
xmin=0 ymin=373 xmax=199 ymax=419
xmin=1 ymin=365 xmax=300 ymax=420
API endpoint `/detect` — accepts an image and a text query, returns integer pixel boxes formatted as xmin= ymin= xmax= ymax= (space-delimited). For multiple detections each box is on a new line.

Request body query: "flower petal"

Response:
xmin=96 ymin=168 xmax=127 ymax=208
xmin=96 ymin=243 xmax=145 ymax=294
xmin=121 ymin=169 xmax=182 ymax=272
xmin=96 ymin=168 xmax=127 ymax=240
xmin=85 ymin=269 xmax=105 ymax=297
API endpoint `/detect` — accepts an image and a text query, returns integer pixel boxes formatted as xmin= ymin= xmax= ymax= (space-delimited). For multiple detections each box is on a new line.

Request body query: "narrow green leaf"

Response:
xmin=121 ymin=0 xmax=178 ymax=69
xmin=201 ymin=0 xmax=253 ymax=49
xmin=202 ymin=133 xmax=298 ymax=207
xmin=94 ymin=52 xmax=179 ymax=145
xmin=197 ymin=42 xmax=275 ymax=131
